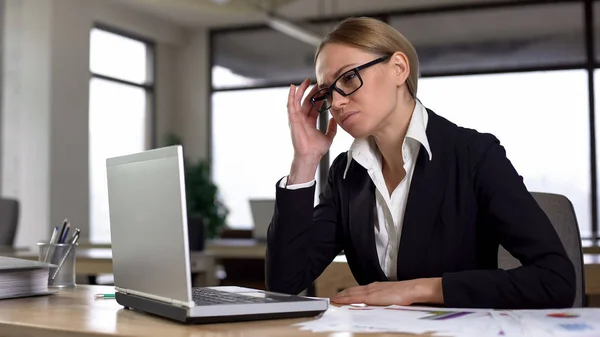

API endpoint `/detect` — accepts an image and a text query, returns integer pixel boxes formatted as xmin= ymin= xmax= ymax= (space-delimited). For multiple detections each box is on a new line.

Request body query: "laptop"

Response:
xmin=249 ymin=199 xmax=275 ymax=241
xmin=106 ymin=145 xmax=328 ymax=324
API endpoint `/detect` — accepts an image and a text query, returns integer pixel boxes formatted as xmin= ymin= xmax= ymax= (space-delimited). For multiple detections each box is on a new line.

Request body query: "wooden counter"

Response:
xmin=0 ymin=285 xmax=415 ymax=337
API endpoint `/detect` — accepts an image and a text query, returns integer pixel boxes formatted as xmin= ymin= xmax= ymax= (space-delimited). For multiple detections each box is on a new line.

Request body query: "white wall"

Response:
xmin=1 ymin=0 xmax=189 ymax=247
xmin=49 ymin=0 xmax=93 ymax=246
xmin=2 ymin=0 xmax=53 ymax=248
xmin=0 ymin=0 xmax=4 ymax=195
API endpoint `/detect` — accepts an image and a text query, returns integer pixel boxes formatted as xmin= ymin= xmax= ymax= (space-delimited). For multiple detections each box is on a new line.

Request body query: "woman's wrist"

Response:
xmin=288 ymin=156 xmax=320 ymax=185
xmin=413 ymin=277 xmax=444 ymax=304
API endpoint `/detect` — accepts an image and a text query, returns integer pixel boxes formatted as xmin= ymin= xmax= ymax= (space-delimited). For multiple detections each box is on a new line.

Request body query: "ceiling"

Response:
xmin=107 ymin=0 xmax=591 ymax=85
xmin=110 ymin=0 xmax=517 ymax=29
xmin=212 ymin=1 xmax=586 ymax=87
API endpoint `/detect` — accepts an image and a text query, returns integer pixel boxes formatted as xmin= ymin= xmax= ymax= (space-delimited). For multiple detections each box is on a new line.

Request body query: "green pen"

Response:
xmin=94 ymin=293 xmax=115 ymax=299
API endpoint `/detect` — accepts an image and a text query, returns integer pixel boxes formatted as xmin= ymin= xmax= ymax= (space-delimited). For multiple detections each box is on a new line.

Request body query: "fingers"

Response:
xmin=287 ymin=84 xmax=296 ymax=115
xmin=331 ymin=282 xmax=406 ymax=306
xmin=338 ymin=285 xmax=367 ymax=296
xmin=332 ymin=294 xmax=364 ymax=305
xmin=325 ymin=118 xmax=338 ymax=142
xmin=294 ymin=79 xmax=311 ymax=113
xmin=301 ymin=82 xmax=320 ymax=112
xmin=331 ymin=285 xmax=367 ymax=303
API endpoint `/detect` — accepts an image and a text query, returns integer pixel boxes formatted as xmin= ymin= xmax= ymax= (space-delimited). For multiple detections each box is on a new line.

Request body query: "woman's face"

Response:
xmin=315 ymin=43 xmax=409 ymax=139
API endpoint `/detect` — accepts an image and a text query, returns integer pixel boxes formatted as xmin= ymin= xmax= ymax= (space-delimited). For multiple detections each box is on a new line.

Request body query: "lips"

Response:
xmin=341 ymin=111 xmax=359 ymax=124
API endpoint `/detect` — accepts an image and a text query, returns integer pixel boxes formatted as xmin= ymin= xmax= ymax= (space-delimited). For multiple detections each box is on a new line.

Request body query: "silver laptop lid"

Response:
xmin=106 ymin=145 xmax=193 ymax=307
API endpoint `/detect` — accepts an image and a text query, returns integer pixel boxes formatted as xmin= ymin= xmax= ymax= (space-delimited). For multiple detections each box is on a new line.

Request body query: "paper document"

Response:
xmin=295 ymin=305 xmax=496 ymax=336
xmin=294 ymin=305 xmax=600 ymax=336
xmin=0 ymin=256 xmax=55 ymax=300
xmin=510 ymin=309 xmax=600 ymax=336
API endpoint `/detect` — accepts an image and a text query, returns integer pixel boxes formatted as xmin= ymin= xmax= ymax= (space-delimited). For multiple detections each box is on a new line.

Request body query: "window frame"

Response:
xmin=88 ymin=24 xmax=157 ymax=243
xmin=208 ymin=0 xmax=600 ymax=243
xmin=91 ymin=23 xmax=157 ymax=149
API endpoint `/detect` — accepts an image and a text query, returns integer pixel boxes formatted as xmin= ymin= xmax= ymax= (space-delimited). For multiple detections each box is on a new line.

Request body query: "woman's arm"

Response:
xmin=265 ymin=154 xmax=345 ymax=295
xmin=441 ymin=135 xmax=576 ymax=309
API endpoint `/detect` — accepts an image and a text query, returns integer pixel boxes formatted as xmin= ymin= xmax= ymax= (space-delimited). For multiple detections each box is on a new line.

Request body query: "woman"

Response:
xmin=265 ymin=16 xmax=575 ymax=309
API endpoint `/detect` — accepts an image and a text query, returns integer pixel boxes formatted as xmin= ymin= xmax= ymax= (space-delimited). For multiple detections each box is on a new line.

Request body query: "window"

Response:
xmin=419 ymin=71 xmax=590 ymax=237
xmin=419 ymin=70 xmax=591 ymax=238
xmin=331 ymin=70 xmax=591 ymax=238
xmin=89 ymin=27 xmax=154 ymax=243
xmin=210 ymin=1 xmax=600 ymax=241
xmin=212 ymin=85 xmax=321 ymax=229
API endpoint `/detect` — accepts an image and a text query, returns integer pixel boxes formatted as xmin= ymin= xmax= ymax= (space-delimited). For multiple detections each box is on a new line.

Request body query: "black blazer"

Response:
xmin=265 ymin=109 xmax=576 ymax=309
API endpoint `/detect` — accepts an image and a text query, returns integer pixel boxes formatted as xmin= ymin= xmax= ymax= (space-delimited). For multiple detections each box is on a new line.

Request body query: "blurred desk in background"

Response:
xmin=0 ymin=246 xmax=27 ymax=253
xmin=0 ymin=248 xmax=217 ymax=287
xmin=206 ymin=238 xmax=266 ymax=259
xmin=75 ymin=238 xmax=267 ymax=259
xmin=205 ymin=238 xmax=267 ymax=290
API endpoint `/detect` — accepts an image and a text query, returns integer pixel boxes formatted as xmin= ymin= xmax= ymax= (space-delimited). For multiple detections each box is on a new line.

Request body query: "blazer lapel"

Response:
xmin=346 ymin=161 xmax=388 ymax=283
xmin=396 ymin=111 xmax=449 ymax=280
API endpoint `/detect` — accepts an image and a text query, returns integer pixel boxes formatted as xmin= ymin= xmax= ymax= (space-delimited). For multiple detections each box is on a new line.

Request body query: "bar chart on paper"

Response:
xmin=294 ymin=305 xmax=600 ymax=336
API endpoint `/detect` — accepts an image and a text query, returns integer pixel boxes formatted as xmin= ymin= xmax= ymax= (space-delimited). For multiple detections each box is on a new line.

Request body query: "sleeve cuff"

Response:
xmin=279 ymin=176 xmax=316 ymax=190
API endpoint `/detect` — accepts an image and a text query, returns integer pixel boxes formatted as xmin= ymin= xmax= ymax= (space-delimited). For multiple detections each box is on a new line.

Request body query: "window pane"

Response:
xmin=390 ymin=3 xmax=585 ymax=75
xmin=90 ymin=28 xmax=148 ymax=84
xmin=212 ymin=87 xmax=320 ymax=229
xmin=329 ymin=70 xmax=591 ymax=238
xmin=89 ymin=78 xmax=147 ymax=243
xmin=329 ymin=118 xmax=355 ymax=165
xmin=419 ymin=70 xmax=590 ymax=238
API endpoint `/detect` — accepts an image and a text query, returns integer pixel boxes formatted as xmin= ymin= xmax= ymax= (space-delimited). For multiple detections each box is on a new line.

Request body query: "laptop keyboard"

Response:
xmin=192 ymin=288 xmax=274 ymax=306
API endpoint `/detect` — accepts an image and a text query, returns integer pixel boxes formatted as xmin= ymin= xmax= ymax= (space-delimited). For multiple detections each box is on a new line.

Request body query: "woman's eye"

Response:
xmin=343 ymin=72 xmax=356 ymax=83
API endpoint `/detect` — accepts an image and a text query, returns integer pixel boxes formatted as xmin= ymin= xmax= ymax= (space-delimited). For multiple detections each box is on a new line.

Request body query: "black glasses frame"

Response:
xmin=310 ymin=55 xmax=391 ymax=113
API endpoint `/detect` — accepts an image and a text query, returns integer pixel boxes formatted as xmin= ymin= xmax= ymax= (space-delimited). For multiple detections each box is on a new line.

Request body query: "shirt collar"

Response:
xmin=343 ymin=100 xmax=432 ymax=179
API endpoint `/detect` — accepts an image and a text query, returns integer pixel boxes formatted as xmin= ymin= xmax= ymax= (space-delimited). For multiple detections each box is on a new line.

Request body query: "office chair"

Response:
xmin=498 ymin=192 xmax=585 ymax=308
xmin=0 ymin=197 xmax=19 ymax=246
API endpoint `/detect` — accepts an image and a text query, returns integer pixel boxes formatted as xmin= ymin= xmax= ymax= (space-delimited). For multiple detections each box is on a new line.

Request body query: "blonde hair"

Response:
xmin=315 ymin=17 xmax=419 ymax=98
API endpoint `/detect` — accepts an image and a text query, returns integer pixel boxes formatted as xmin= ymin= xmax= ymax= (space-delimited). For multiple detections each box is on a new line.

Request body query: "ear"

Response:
xmin=390 ymin=51 xmax=411 ymax=87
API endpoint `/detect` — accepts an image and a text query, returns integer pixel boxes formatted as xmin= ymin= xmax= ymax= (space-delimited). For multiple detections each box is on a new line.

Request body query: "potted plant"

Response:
xmin=164 ymin=134 xmax=229 ymax=250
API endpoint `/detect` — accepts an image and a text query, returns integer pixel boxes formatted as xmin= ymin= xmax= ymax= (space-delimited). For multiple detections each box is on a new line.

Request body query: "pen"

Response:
xmin=49 ymin=226 xmax=59 ymax=244
xmin=60 ymin=224 xmax=70 ymax=243
xmin=44 ymin=227 xmax=59 ymax=262
xmin=68 ymin=228 xmax=81 ymax=243
xmin=94 ymin=293 xmax=115 ymax=299
xmin=49 ymin=219 xmax=68 ymax=264
xmin=49 ymin=228 xmax=80 ymax=283
xmin=57 ymin=219 xmax=68 ymax=244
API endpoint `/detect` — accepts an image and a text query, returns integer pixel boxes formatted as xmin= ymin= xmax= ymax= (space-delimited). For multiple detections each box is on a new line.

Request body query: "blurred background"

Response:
xmin=1 ymin=0 xmax=600 ymax=301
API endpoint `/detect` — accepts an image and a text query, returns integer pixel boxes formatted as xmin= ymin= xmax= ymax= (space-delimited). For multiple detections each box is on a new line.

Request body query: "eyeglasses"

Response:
xmin=310 ymin=55 xmax=391 ymax=113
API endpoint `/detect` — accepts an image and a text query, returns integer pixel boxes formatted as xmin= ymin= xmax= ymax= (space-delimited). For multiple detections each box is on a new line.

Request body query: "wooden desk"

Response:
xmin=47 ymin=239 xmax=268 ymax=260
xmin=206 ymin=239 xmax=266 ymax=259
xmin=0 ymin=248 xmax=218 ymax=287
xmin=315 ymin=255 xmax=357 ymax=298
xmin=0 ymin=285 xmax=409 ymax=337
xmin=315 ymin=254 xmax=600 ymax=299
xmin=0 ymin=246 xmax=27 ymax=253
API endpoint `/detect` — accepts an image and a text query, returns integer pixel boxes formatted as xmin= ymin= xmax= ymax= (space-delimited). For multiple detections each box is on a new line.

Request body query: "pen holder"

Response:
xmin=37 ymin=241 xmax=77 ymax=288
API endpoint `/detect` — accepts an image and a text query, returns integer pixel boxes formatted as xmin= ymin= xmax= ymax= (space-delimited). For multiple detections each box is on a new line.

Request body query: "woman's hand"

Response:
xmin=287 ymin=79 xmax=337 ymax=185
xmin=331 ymin=278 xmax=444 ymax=306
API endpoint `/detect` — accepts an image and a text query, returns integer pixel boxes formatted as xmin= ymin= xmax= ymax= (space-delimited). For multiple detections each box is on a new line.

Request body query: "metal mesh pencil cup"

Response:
xmin=37 ymin=241 xmax=77 ymax=288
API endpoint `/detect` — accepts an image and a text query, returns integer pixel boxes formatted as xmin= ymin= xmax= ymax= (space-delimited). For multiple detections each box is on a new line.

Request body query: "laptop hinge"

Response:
xmin=116 ymin=287 xmax=194 ymax=308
